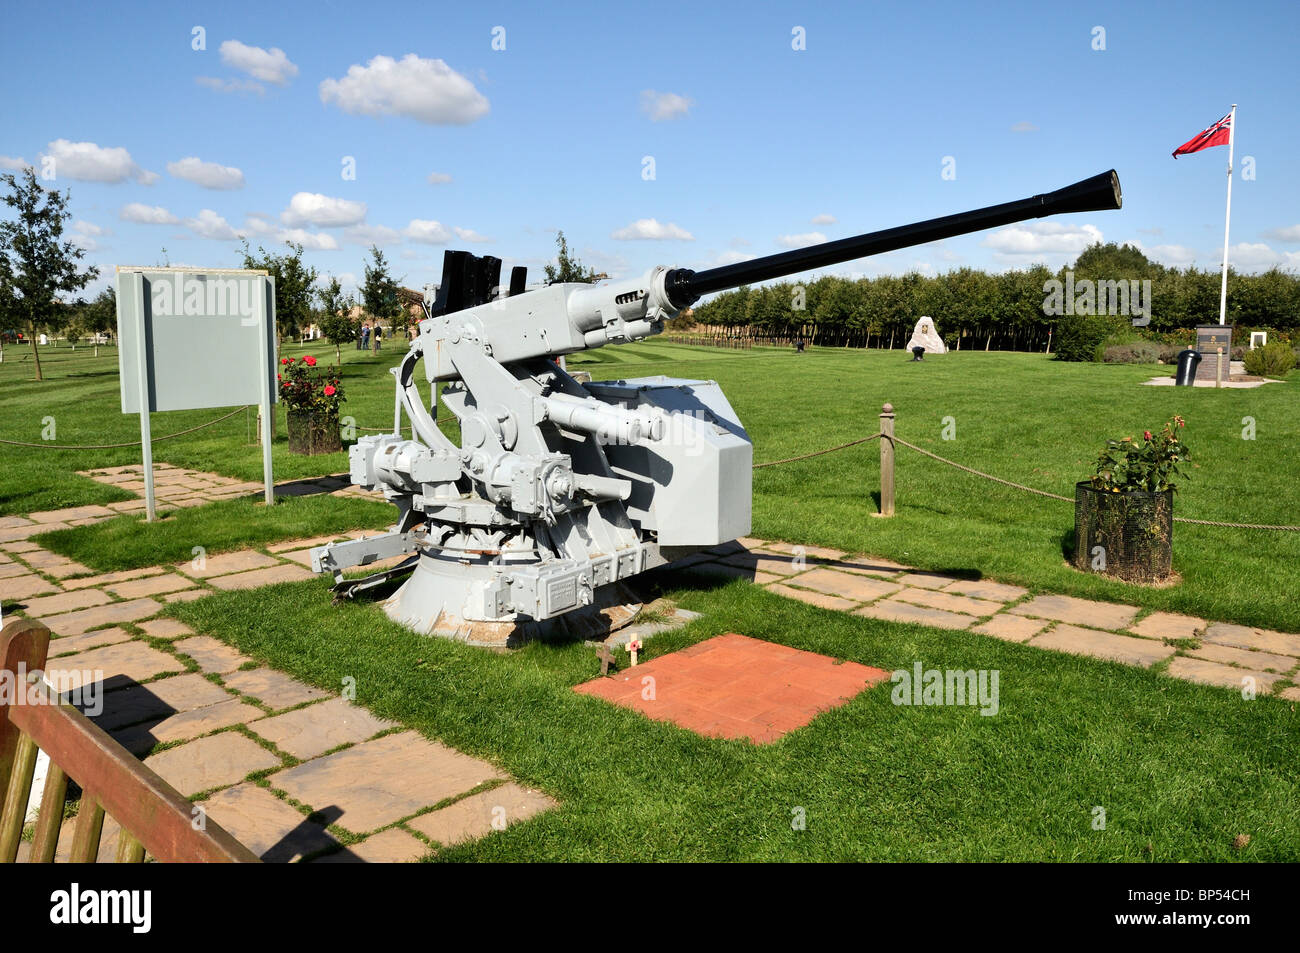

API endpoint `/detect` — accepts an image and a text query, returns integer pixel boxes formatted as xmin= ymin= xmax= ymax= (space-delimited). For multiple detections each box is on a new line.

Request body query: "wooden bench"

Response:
xmin=0 ymin=617 xmax=259 ymax=863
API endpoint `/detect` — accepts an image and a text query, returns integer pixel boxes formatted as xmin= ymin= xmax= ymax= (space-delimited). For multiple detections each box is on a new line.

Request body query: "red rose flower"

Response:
xmin=324 ymin=385 xmax=336 ymax=396
xmin=1143 ymin=430 xmax=1152 ymax=441
xmin=303 ymin=355 xmax=317 ymax=367
xmin=280 ymin=357 xmax=289 ymax=365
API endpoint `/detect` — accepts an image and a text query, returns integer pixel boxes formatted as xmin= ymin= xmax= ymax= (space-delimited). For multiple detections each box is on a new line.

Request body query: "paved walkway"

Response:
xmin=0 ymin=466 xmax=554 ymax=863
xmin=686 ymin=538 xmax=1300 ymax=702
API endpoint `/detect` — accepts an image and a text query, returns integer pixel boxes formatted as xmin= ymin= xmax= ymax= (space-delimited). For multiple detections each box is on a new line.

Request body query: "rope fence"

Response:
xmin=753 ymin=402 xmax=1300 ymax=533
xmin=0 ymin=407 xmax=247 ymax=451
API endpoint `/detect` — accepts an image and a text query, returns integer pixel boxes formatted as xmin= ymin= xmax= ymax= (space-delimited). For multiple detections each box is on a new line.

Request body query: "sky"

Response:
xmin=3 ymin=0 xmax=1298 ymax=302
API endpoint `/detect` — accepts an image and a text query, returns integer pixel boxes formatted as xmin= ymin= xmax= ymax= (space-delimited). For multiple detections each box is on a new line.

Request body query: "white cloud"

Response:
xmin=219 ymin=40 xmax=298 ymax=85
xmin=279 ymin=228 xmax=338 ymax=251
xmin=0 ymin=155 xmax=30 ymax=171
xmin=640 ymin=90 xmax=692 ymax=122
xmin=345 ymin=224 xmax=402 ymax=245
xmin=1228 ymin=242 xmax=1300 ymax=272
xmin=196 ymin=76 xmax=265 ymax=95
xmin=777 ymin=232 xmax=827 ymax=249
xmin=319 ymin=54 xmax=489 ymax=124
xmin=120 ymin=203 xmax=179 ymax=225
xmin=810 ymin=213 xmax=836 ymax=226
xmin=184 ymin=209 xmax=241 ymax=240
xmin=1144 ymin=244 xmax=1199 ymax=267
xmin=404 ymin=219 xmax=452 ymax=244
xmin=1263 ymin=225 xmax=1300 ymax=243
xmin=1011 ymin=121 xmax=1039 ymax=133
xmin=427 ymin=171 xmax=453 ymax=185
xmin=453 ymin=226 xmax=491 ymax=243
xmin=610 ymin=218 xmax=694 ymax=241
xmin=241 ymin=215 xmax=279 ymax=236
xmin=982 ymin=221 xmax=1104 ymax=256
xmin=41 ymin=139 xmax=155 ymax=184
xmin=700 ymin=250 xmax=754 ymax=268
xmin=167 ymin=156 xmax=245 ymax=190
xmin=69 ymin=220 xmax=109 ymax=251
xmin=281 ymin=192 xmax=367 ymax=227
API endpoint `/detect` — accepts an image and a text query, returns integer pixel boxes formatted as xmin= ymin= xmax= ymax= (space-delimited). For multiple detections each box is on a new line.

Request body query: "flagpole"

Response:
xmin=1217 ymin=104 xmax=1237 ymax=326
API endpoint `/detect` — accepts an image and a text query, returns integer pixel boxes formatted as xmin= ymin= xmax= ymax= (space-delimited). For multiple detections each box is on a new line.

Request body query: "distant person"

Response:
xmin=373 ymin=325 xmax=382 ymax=352
xmin=361 ymin=324 xmax=371 ymax=350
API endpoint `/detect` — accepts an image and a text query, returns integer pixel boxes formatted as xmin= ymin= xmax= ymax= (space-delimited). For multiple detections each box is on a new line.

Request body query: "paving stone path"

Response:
xmin=688 ymin=538 xmax=1300 ymax=702
xmin=1 ymin=465 xmax=553 ymax=863
xmin=3 ymin=465 xmax=1297 ymax=858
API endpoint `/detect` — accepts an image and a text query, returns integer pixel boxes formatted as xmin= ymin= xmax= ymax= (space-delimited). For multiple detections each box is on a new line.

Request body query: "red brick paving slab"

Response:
xmin=574 ymin=633 xmax=888 ymax=743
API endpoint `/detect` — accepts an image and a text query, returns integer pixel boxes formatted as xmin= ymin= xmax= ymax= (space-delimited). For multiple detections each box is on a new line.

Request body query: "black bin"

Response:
xmin=1174 ymin=349 xmax=1201 ymax=386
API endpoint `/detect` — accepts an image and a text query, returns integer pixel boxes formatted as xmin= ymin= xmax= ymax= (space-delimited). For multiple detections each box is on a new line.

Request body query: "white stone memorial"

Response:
xmin=906 ymin=316 xmax=946 ymax=354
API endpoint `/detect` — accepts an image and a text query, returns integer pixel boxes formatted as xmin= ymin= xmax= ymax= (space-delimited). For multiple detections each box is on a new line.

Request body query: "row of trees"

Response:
xmin=690 ymin=243 xmax=1300 ymax=350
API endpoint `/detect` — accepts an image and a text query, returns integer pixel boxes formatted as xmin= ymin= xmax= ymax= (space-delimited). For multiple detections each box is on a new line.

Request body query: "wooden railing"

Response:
xmin=0 ymin=618 xmax=259 ymax=863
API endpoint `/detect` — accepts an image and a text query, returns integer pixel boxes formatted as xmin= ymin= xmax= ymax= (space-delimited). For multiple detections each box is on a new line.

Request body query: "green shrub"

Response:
xmin=1242 ymin=341 xmax=1296 ymax=378
xmin=1102 ymin=341 xmax=1159 ymax=364
xmin=1054 ymin=314 xmax=1125 ymax=362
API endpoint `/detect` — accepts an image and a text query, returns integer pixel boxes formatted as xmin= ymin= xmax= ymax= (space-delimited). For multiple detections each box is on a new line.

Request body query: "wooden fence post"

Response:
xmin=879 ymin=403 xmax=895 ymax=517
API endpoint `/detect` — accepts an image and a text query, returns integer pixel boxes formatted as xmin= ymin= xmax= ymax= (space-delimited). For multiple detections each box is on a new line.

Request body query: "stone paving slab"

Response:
xmin=106 ymin=573 xmax=198 ymax=599
xmin=89 ymin=673 xmax=235 ymax=731
xmin=1187 ymin=642 xmax=1298 ymax=674
xmin=1010 ymin=594 xmax=1139 ymax=631
xmin=1202 ymin=622 xmax=1300 ymax=658
xmin=200 ymin=783 xmax=341 ymax=862
xmin=942 ymin=579 xmax=1029 ymax=602
xmin=972 ymin=614 xmax=1049 ymax=643
xmin=61 ymin=566 xmax=165 ymax=590
xmin=1128 ymin=611 xmax=1207 ymax=641
xmin=0 ymin=562 xmax=30 ymax=580
xmin=222 ymin=668 xmax=331 ymax=710
xmin=207 ymin=563 xmax=315 ymax=590
xmin=689 ymin=562 xmax=781 ymax=585
xmin=762 ymin=541 xmax=844 ymax=560
xmin=791 ymin=568 xmax=901 ymax=603
xmin=145 ymin=733 xmax=282 ymax=796
xmin=1165 ymin=657 xmax=1284 ymax=693
xmin=816 ymin=556 xmax=913 ymax=579
xmin=765 ymin=583 xmax=857 ymax=612
xmin=113 ymin=699 xmax=265 ymax=756
xmin=1030 ymin=624 xmax=1174 ymax=668
xmin=0 ymin=574 xmax=61 ymax=601
xmin=855 ymin=599 xmax=974 ymax=631
xmin=269 ymin=731 xmax=505 ymax=834
xmin=892 ymin=587 xmax=1003 ymax=618
xmin=894 ymin=571 xmax=971 ymax=590
xmin=174 ymin=635 xmax=251 ymax=674
xmin=161 ymin=588 xmax=209 ymax=604
xmin=179 ymin=550 xmax=280 ymax=579
xmin=717 ymin=552 xmax=803 ymax=576
xmin=44 ymin=640 xmax=186 ymax=691
xmin=21 ymin=587 xmax=112 ymax=618
xmin=137 ymin=618 xmax=197 ymax=640
xmin=43 ymin=597 xmax=163 ymax=635
xmin=46 ymin=626 xmax=135 ymax=656
xmin=312 ymin=827 xmax=431 ymax=863
xmin=249 ymin=696 xmax=396 ymax=760
xmin=407 ymin=783 xmax=557 ymax=847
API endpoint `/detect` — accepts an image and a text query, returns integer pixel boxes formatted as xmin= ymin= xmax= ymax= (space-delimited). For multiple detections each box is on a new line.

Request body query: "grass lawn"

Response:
xmin=32 ymin=494 xmax=396 ymax=572
xmin=172 ymin=570 xmax=1300 ymax=861
xmin=5 ymin=337 xmax=1298 ymax=630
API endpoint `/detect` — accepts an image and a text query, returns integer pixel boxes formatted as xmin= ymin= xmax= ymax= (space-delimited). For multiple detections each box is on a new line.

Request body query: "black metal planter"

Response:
xmin=1073 ymin=481 xmax=1173 ymax=583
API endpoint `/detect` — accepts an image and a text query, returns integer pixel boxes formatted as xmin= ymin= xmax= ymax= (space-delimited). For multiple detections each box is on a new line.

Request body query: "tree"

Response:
xmin=240 ymin=240 xmax=318 ymax=341
xmin=361 ymin=246 xmax=401 ymax=350
xmin=82 ymin=286 xmax=116 ymax=355
xmin=0 ymin=168 xmax=100 ymax=380
xmin=317 ymin=275 xmax=356 ymax=365
xmin=543 ymin=231 xmax=597 ymax=283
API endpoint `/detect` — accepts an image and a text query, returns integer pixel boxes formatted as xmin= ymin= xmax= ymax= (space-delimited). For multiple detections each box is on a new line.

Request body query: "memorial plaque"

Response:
xmin=1195 ymin=325 xmax=1232 ymax=381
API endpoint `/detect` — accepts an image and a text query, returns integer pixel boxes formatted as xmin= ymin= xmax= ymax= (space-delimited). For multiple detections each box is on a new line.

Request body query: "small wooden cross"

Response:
xmin=595 ymin=643 xmax=617 ymax=676
xmin=627 ymin=637 xmax=643 ymax=666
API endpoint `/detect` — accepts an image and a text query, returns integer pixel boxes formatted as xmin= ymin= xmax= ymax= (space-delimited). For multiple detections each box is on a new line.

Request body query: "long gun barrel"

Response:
xmin=661 ymin=169 xmax=1122 ymax=309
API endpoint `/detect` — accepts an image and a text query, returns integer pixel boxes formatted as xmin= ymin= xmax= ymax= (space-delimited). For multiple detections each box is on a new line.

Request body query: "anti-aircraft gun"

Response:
xmin=311 ymin=170 xmax=1123 ymax=645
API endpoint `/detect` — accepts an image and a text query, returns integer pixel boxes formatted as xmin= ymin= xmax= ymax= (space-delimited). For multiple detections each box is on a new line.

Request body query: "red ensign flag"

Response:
xmin=1172 ymin=113 xmax=1232 ymax=158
